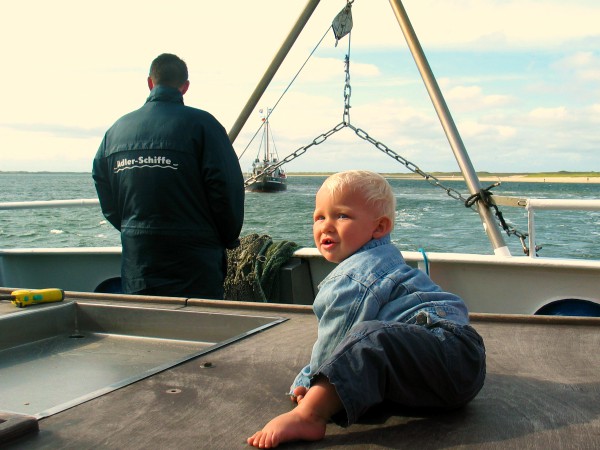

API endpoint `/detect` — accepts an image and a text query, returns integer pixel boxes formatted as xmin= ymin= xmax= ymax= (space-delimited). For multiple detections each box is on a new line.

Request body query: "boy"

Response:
xmin=248 ymin=170 xmax=486 ymax=448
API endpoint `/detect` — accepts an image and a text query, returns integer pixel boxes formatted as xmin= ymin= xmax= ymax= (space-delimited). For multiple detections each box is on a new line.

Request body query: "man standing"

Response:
xmin=93 ymin=53 xmax=244 ymax=299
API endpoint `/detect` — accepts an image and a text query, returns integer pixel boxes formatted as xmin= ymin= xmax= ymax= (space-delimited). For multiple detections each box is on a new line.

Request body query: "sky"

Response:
xmin=0 ymin=0 xmax=598 ymax=174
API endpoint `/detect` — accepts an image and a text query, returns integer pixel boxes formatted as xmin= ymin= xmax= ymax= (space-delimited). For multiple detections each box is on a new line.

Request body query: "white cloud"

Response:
xmin=458 ymin=120 xmax=517 ymax=139
xmin=399 ymin=1 xmax=600 ymax=49
xmin=0 ymin=129 xmax=97 ymax=171
xmin=445 ymin=85 xmax=514 ymax=112
xmin=277 ymin=56 xmax=379 ymax=84
xmin=588 ymin=104 xmax=600 ymax=121
xmin=0 ymin=0 xmax=598 ymax=173
xmin=315 ymin=0 xmax=598 ymax=52
xmin=528 ymin=106 xmax=568 ymax=121
xmin=554 ymin=51 xmax=600 ymax=81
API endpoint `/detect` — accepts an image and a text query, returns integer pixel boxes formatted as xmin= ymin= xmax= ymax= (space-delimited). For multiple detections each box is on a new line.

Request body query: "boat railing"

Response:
xmin=2 ymin=197 xmax=600 ymax=260
xmin=0 ymin=199 xmax=99 ymax=210
xmin=491 ymin=196 xmax=600 ymax=258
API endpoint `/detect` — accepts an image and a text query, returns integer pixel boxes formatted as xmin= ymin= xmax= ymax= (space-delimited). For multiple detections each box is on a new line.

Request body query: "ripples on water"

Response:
xmin=0 ymin=173 xmax=598 ymax=259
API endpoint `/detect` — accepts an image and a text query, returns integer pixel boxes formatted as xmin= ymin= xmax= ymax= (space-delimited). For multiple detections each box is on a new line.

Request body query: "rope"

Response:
xmin=238 ymin=25 xmax=332 ymax=161
xmin=464 ymin=183 xmax=533 ymax=255
xmin=418 ymin=247 xmax=430 ymax=276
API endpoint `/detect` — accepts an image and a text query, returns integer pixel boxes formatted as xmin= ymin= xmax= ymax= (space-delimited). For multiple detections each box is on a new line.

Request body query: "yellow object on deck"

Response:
xmin=1 ymin=288 xmax=65 ymax=308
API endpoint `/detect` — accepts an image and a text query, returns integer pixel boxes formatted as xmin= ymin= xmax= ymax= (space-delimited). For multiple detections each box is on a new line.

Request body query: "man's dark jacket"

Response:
xmin=92 ymin=86 xmax=244 ymax=298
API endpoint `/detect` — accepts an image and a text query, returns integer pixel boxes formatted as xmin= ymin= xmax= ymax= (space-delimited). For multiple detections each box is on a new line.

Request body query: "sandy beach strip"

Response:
xmin=288 ymin=173 xmax=600 ymax=184
xmin=450 ymin=175 xmax=600 ymax=184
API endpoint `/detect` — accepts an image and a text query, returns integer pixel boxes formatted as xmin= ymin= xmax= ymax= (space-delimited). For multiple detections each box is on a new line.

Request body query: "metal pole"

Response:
xmin=228 ymin=0 xmax=321 ymax=144
xmin=388 ymin=0 xmax=510 ymax=255
xmin=0 ymin=199 xmax=99 ymax=210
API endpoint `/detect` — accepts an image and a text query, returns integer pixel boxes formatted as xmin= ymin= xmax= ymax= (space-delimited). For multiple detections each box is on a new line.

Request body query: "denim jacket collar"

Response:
xmin=353 ymin=234 xmax=391 ymax=258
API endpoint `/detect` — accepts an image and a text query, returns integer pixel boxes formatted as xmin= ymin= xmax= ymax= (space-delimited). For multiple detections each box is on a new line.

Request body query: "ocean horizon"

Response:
xmin=1 ymin=173 xmax=598 ymax=260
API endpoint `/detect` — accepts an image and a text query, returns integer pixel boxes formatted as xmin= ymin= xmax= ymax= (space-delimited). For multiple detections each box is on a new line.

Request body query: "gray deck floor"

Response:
xmin=2 ymin=295 xmax=600 ymax=449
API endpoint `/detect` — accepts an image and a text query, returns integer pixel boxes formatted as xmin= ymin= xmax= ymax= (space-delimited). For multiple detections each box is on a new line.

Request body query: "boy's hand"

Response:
xmin=291 ymin=386 xmax=308 ymax=404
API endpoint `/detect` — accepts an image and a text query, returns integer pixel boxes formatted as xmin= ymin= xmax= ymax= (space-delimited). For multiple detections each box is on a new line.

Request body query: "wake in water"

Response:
xmin=1 ymin=173 xmax=598 ymax=259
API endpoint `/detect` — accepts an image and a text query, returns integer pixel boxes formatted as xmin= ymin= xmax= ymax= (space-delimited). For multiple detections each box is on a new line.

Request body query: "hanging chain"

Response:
xmin=343 ymin=54 xmax=351 ymax=125
xmin=340 ymin=38 xmax=469 ymax=204
xmin=243 ymin=122 xmax=347 ymax=187
xmin=347 ymin=123 xmax=470 ymax=203
xmin=336 ymin=37 xmax=534 ymax=254
xmin=243 ymin=0 xmax=534 ymax=254
xmin=244 ymin=44 xmax=468 ymax=204
xmin=348 ymin=120 xmax=534 ymax=254
xmin=465 ymin=188 xmax=539 ymax=256
xmin=244 ymin=17 xmax=354 ymax=188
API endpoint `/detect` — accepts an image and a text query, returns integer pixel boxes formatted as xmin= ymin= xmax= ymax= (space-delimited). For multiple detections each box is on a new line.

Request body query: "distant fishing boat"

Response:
xmin=246 ymin=109 xmax=287 ymax=193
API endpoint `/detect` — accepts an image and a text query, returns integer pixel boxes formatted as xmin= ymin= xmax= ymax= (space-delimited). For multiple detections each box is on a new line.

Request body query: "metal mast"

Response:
xmin=388 ymin=0 xmax=510 ymax=255
xmin=228 ymin=0 xmax=321 ymax=144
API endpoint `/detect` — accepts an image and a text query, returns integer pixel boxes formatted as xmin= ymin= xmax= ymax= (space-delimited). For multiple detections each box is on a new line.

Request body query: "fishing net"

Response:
xmin=224 ymin=233 xmax=301 ymax=302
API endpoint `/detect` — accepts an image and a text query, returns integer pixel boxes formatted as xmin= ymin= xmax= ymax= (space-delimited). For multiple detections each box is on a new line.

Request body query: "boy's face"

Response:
xmin=313 ymin=186 xmax=390 ymax=263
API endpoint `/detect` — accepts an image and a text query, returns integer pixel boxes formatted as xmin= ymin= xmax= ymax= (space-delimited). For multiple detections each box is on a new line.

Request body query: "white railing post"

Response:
xmin=524 ymin=198 xmax=600 ymax=258
xmin=526 ymin=203 xmax=537 ymax=258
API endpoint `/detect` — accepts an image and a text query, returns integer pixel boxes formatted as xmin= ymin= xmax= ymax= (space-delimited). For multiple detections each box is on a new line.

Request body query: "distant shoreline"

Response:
xmin=2 ymin=171 xmax=599 ymax=184
xmin=286 ymin=172 xmax=600 ymax=184
xmin=390 ymin=174 xmax=600 ymax=184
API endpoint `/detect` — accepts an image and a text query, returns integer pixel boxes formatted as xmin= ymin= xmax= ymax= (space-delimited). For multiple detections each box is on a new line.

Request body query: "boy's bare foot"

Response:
xmin=248 ymin=377 xmax=341 ymax=448
xmin=246 ymin=407 xmax=327 ymax=448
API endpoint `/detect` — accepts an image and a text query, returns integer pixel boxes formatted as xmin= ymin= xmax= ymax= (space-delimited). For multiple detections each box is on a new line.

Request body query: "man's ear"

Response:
xmin=147 ymin=77 xmax=154 ymax=91
xmin=372 ymin=216 xmax=393 ymax=239
xmin=179 ymin=80 xmax=190 ymax=95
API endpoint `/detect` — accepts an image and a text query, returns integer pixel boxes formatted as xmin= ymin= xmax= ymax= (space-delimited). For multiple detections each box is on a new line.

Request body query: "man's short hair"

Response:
xmin=149 ymin=53 xmax=188 ymax=88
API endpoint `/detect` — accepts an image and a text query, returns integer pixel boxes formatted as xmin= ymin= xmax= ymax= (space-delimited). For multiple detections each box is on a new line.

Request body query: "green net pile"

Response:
xmin=224 ymin=233 xmax=301 ymax=302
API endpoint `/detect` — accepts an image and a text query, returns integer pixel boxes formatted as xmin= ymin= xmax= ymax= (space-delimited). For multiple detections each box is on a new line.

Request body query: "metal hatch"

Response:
xmin=0 ymin=301 xmax=285 ymax=418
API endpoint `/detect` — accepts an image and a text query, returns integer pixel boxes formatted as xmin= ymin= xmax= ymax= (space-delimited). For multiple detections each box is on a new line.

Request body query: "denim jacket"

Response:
xmin=291 ymin=234 xmax=470 ymax=390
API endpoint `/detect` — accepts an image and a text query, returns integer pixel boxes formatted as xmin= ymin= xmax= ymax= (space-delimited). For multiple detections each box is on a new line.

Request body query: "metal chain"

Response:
xmin=348 ymin=121 xmax=534 ymax=254
xmin=244 ymin=26 xmax=354 ymax=188
xmin=466 ymin=188 xmax=538 ymax=256
xmin=243 ymin=122 xmax=347 ymax=187
xmin=337 ymin=35 xmax=533 ymax=253
xmin=343 ymin=54 xmax=351 ymax=125
xmin=494 ymin=207 xmax=535 ymax=256
xmin=243 ymin=1 xmax=533 ymax=254
xmin=346 ymin=123 xmax=470 ymax=203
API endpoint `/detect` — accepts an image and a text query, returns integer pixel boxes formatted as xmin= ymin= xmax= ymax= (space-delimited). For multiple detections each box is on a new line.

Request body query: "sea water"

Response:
xmin=0 ymin=173 xmax=598 ymax=259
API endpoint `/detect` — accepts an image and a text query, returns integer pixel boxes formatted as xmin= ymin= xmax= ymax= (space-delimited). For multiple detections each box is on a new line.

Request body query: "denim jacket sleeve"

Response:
xmin=289 ymin=235 xmax=470 ymax=392
xmin=290 ymin=251 xmax=385 ymax=391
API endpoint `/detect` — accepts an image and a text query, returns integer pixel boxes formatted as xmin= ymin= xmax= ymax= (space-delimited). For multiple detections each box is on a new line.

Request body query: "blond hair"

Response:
xmin=320 ymin=170 xmax=396 ymax=227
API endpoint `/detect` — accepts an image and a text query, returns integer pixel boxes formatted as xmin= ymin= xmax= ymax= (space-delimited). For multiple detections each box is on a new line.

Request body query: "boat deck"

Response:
xmin=1 ymin=292 xmax=599 ymax=449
